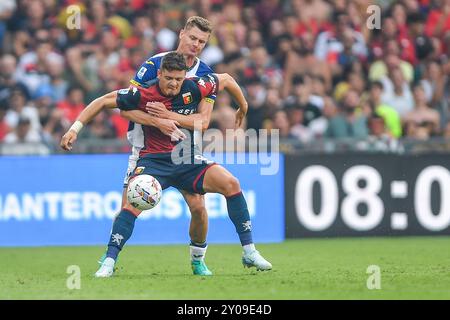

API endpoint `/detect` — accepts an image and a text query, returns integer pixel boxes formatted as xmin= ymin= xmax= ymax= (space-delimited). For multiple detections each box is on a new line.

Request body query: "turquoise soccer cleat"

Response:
xmin=98 ymin=252 xmax=119 ymax=265
xmin=95 ymin=257 xmax=115 ymax=278
xmin=191 ymin=260 xmax=213 ymax=276
xmin=242 ymin=250 xmax=272 ymax=271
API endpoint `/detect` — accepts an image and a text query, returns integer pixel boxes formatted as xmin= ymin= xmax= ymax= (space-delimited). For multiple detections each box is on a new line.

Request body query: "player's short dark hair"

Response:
xmin=184 ymin=16 xmax=213 ymax=33
xmin=160 ymin=52 xmax=188 ymax=72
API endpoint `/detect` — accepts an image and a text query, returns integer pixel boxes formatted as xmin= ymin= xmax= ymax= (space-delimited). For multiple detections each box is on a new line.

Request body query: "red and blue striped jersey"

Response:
xmin=116 ymin=74 xmax=218 ymax=156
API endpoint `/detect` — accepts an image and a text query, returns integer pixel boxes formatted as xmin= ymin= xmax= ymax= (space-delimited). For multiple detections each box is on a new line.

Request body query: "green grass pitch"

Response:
xmin=1 ymin=237 xmax=450 ymax=299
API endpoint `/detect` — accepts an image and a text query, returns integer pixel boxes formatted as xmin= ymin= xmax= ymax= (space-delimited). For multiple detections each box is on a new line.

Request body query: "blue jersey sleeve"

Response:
xmin=196 ymin=61 xmax=214 ymax=77
xmin=130 ymin=58 xmax=158 ymax=87
xmin=116 ymin=87 xmax=141 ymax=111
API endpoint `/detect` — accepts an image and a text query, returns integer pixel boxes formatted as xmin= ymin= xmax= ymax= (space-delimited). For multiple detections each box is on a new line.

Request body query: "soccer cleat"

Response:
xmin=97 ymin=252 xmax=107 ymax=265
xmin=242 ymin=250 xmax=272 ymax=271
xmin=95 ymin=257 xmax=115 ymax=278
xmin=191 ymin=260 xmax=213 ymax=276
xmin=98 ymin=252 xmax=118 ymax=265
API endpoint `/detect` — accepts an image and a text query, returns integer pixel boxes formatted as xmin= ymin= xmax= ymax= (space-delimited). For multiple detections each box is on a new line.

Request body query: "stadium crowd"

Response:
xmin=0 ymin=0 xmax=449 ymax=154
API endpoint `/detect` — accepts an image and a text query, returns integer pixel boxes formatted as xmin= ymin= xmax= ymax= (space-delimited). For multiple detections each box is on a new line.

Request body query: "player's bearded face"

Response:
xmin=179 ymin=27 xmax=210 ymax=57
xmin=158 ymin=69 xmax=186 ymax=96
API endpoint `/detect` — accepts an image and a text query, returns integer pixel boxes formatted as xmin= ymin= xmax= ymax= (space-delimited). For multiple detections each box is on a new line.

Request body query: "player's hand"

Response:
xmin=158 ymin=119 xmax=187 ymax=141
xmin=60 ymin=130 xmax=78 ymax=151
xmin=235 ymin=108 xmax=246 ymax=128
xmin=146 ymin=102 xmax=171 ymax=119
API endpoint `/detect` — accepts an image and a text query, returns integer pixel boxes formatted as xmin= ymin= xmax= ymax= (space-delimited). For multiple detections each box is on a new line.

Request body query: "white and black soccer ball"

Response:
xmin=127 ymin=175 xmax=162 ymax=211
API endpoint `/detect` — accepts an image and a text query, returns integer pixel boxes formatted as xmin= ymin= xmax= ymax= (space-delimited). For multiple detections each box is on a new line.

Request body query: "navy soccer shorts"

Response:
xmin=131 ymin=151 xmax=216 ymax=194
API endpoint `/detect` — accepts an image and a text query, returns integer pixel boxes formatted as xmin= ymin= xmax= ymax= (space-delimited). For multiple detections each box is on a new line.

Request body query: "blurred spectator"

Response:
xmin=325 ymin=89 xmax=369 ymax=139
xmin=15 ymin=36 xmax=63 ymax=97
xmin=245 ymin=77 xmax=268 ymax=131
xmin=314 ymin=11 xmax=367 ymax=65
xmin=420 ymin=60 xmax=447 ymax=107
xmin=2 ymin=116 xmax=49 ymax=155
xmin=4 ymin=116 xmax=40 ymax=143
xmin=369 ymin=40 xmax=414 ymax=84
xmin=4 ymin=85 xmax=41 ymax=133
xmin=271 ymin=110 xmax=296 ymax=139
xmin=368 ymin=81 xmax=402 ymax=138
xmin=380 ymin=67 xmax=415 ymax=117
xmin=245 ymin=46 xmax=283 ymax=86
xmin=284 ymin=75 xmax=322 ymax=125
xmin=57 ymin=86 xmax=86 ymax=124
xmin=283 ymin=31 xmax=332 ymax=97
xmin=408 ymin=12 xmax=435 ymax=63
xmin=46 ymin=57 xmax=69 ymax=103
xmin=0 ymin=0 xmax=16 ymax=49
xmin=403 ymin=83 xmax=441 ymax=138
xmin=285 ymin=104 xmax=313 ymax=144
xmin=359 ymin=114 xmax=402 ymax=152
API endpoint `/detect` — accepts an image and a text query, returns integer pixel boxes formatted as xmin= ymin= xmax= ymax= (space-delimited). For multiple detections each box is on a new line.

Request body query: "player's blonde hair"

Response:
xmin=184 ymin=16 xmax=213 ymax=33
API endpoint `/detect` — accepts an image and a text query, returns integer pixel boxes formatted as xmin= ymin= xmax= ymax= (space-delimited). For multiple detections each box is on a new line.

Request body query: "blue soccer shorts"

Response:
xmin=131 ymin=152 xmax=216 ymax=194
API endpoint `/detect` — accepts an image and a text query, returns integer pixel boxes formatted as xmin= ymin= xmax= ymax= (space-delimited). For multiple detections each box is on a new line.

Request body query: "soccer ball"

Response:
xmin=127 ymin=174 xmax=162 ymax=211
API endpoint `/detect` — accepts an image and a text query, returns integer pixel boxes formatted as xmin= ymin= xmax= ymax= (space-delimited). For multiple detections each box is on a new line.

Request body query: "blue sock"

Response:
xmin=106 ymin=209 xmax=137 ymax=260
xmin=226 ymin=192 xmax=253 ymax=246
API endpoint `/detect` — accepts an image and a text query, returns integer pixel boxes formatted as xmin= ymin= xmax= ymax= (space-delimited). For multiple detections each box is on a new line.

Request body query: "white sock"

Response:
xmin=243 ymin=243 xmax=256 ymax=255
xmin=190 ymin=244 xmax=207 ymax=261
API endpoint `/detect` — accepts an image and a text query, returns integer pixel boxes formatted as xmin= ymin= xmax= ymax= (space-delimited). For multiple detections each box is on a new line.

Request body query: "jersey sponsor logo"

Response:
xmin=145 ymin=60 xmax=154 ymax=65
xmin=198 ymin=78 xmax=206 ymax=88
xmin=182 ymin=92 xmax=192 ymax=104
xmin=177 ymin=108 xmax=195 ymax=115
xmin=206 ymin=74 xmax=216 ymax=84
xmin=137 ymin=66 xmax=147 ymax=79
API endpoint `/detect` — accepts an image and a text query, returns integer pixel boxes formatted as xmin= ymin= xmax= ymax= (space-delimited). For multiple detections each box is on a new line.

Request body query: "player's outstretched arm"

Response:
xmin=215 ymin=73 xmax=248 ymax=128
xmin=60 ymin=91 xmax=119 ymax=151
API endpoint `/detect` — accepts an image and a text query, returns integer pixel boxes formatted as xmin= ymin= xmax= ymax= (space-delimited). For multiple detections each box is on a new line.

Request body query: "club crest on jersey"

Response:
xmin=182 ymin=92 xmax=192 ymax=105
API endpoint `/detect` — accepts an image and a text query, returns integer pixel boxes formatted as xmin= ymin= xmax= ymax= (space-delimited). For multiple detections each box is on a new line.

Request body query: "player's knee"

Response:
xmin=223 ymin=176 xmax=241 ymax=196
xmin=188 ymin=200 xmax=207 ymax=217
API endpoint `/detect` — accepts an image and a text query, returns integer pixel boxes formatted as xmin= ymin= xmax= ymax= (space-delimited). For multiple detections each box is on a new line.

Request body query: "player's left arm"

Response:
xmin=215 ymin=73 xmax=248 ymax=128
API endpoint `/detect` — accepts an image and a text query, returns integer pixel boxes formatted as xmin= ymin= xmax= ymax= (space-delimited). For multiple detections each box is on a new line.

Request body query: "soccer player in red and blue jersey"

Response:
xmin=62 ymin=17 xmax=250 ymax=276
xmin=81 ymin=52 xmax=272 ymax=277
xmin=123 ymin=17 xmax=246 ymax=274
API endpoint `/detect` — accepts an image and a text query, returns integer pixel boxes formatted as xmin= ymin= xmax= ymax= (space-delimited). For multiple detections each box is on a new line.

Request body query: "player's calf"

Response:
xmin=104 ymin=206 xmax=139 ymax=262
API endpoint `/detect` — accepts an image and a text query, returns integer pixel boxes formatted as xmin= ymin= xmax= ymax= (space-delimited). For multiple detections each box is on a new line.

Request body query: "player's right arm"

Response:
xmin=60 ymin=88 xmax=185 ymax=151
